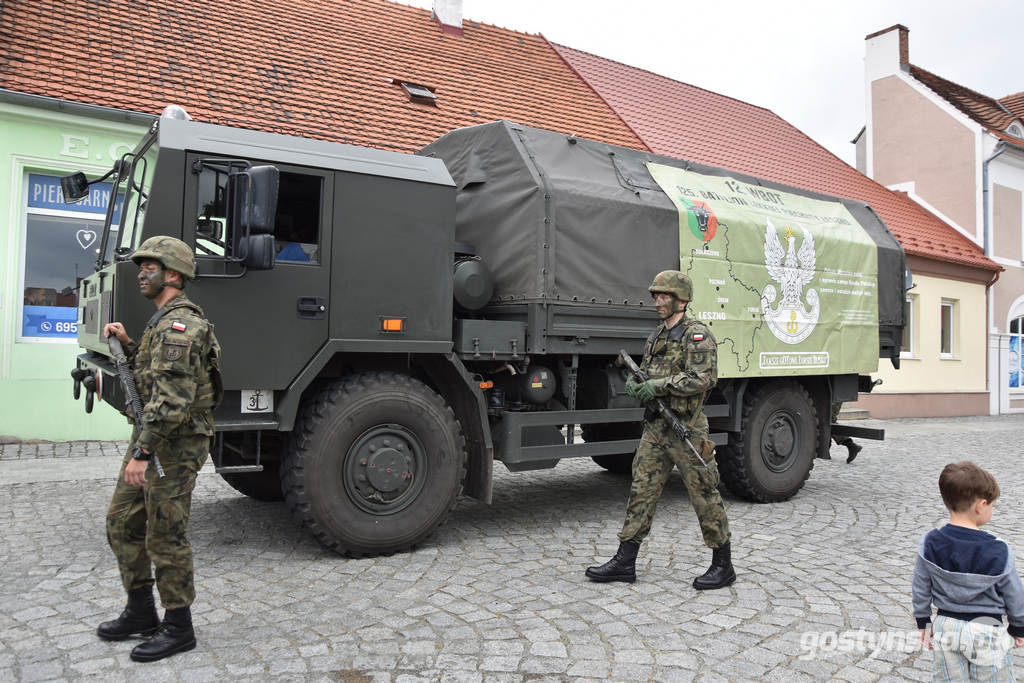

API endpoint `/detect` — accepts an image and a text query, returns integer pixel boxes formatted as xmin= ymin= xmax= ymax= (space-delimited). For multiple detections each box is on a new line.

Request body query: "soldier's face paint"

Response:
xmin=653 ymin=293 xmax=686 ymax=320
xmin=137 ymin=262 xmax=166 ymax=300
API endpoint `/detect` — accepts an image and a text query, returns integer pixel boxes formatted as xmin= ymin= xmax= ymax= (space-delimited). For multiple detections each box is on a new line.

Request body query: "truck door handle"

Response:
xmin=297 ymin=297 xmax=326 ymax=320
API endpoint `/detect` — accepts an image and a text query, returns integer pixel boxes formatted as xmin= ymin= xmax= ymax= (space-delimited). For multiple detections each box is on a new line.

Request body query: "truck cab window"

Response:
xmin=195 ymin=166 xmax=321 ymax=263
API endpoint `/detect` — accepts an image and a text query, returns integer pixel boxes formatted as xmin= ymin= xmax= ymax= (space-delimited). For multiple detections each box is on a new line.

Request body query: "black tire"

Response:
xmin=280 ymin=372 xmax=466 ymax=556
xmin=583 ymin=422 xmax=640 ymax=474
xmin=217 ymin=432 xmax=285 ymax=502
xmin=718 ymin=381 xmax=818 ymax=502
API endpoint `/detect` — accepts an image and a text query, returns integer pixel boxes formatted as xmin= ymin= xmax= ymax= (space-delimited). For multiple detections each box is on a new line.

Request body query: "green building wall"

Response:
xmin=1 ymin=101 xmax=148 ymax=440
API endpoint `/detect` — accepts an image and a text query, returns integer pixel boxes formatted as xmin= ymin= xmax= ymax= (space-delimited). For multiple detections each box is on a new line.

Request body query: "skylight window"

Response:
xmin=389 ymin=78 xmax=437 ymax=105
xmin=1007 ymin=121 xmax=1024 ymax=139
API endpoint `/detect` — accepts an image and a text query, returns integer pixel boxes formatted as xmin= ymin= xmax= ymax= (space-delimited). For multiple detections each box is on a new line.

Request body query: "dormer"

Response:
xmin=1007 ymin=120 xmax=1024 ymax=139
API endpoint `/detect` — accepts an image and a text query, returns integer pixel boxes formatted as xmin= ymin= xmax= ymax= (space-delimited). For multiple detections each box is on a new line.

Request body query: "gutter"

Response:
xmin=0 ymin=89 xmax=156 ymax=126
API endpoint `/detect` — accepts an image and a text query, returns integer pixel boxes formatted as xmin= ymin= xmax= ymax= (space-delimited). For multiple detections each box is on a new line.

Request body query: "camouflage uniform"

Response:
xmin=618 ymin=310 xmax=731 ymax=549
xmin=106 ymin=292 xmax=221 ymax=609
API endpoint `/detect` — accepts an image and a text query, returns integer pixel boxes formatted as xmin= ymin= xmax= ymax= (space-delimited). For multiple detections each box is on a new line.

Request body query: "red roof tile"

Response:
xmin=0 ymin=0 xmax=645 ymax=153
xmin=551 ymin=43 xmax=998 ymax=272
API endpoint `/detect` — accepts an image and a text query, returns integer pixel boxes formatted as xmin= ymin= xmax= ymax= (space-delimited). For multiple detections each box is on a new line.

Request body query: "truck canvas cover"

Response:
xmin=419 ymin=122 xmax=905 ymax=377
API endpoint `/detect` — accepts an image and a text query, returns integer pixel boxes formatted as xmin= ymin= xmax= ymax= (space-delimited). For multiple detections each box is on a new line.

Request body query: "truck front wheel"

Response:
xmin=719 ymin=381 xmax=817 ymax=503
xmin=281 ymin=372 xmax=466 ymax=556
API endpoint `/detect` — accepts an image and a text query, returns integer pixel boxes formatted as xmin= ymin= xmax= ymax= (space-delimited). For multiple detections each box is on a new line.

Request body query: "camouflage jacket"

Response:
xmin=640 ymin=310 xmax=718 ymax=428
xmin=125 ymin=292 xmax=222 ymax=452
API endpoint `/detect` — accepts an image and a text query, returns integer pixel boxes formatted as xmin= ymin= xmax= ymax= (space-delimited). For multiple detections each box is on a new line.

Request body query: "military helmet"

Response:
xmin=131 ymin=236 xmax=196 ymax=280
xmin=649 ymin=270 xmax=692 ymax=302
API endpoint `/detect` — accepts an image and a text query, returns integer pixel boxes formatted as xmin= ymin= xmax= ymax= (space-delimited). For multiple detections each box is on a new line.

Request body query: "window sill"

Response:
xmin=939 ymin=355 xmax=960 ymax=361
xmin=899 ymin=354 xmax=920 ymax=361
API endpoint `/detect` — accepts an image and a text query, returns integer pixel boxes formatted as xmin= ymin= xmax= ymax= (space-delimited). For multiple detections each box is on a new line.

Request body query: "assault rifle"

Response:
xmin=617 ymin=349 xmax=711 ymax=468
xmin=108 ymin=336 xmax=165 ymax=478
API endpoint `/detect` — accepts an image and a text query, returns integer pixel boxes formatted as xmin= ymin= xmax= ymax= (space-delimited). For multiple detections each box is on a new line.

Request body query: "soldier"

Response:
xmin=98 ymin=236 xmax=221 ymax=662
xmin=827 ymin=402 xmax=862 ymax=463
xmin=586 ymin=270 xmax=735 ymax=589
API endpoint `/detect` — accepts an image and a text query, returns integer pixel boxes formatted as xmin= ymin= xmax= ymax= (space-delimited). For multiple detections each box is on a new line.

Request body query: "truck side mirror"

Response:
xmin=230 ymin=165 xmax=279 ymax=236
xmin=61 ymin=172 xmax=90 ymax=202
xmin=244 ymin=234 xmax=276 ymax=270
xmin=227 ymin=165 xmax=279 ymax=270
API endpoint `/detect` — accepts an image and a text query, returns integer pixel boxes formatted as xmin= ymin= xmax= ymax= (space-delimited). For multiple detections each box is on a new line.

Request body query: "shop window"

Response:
xmin=21 ymin=173 xmax=120 ymax=341
xmin=940 ymin=299 xmax=957 ymax=358
xmin=195 ymin=165 xmax=321 ymax=264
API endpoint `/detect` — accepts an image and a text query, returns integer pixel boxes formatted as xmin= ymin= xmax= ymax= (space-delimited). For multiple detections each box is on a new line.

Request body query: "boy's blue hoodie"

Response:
xmin=913 ymin=524 xmax=1024 ymax=637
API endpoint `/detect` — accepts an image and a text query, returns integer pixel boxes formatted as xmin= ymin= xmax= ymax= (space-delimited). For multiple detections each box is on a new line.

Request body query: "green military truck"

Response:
xmin=69 ymin=106 xmax=906 ymax=556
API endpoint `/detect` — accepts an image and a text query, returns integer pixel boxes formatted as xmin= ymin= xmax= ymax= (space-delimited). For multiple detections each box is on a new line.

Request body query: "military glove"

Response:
xmin=634 ymin=379 xmax=657 ymax=404
xmin=624 ymin=376 xmax=640 ymax=398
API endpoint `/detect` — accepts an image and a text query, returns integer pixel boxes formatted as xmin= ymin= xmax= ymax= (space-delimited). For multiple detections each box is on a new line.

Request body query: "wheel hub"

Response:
xmin=344 ymin=424 xmax=425 ymax=514
xmin=761 ymin=413 xmax=797 ymax=472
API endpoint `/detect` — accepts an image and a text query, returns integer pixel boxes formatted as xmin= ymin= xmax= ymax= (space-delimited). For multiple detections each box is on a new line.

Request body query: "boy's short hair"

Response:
xmin=939 ymin=461 xmax=1000 ymax=512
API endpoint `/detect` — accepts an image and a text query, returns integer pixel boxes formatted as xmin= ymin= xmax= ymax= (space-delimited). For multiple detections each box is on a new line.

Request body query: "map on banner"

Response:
xmin=645 ymin=163 xmax=879 ymax=378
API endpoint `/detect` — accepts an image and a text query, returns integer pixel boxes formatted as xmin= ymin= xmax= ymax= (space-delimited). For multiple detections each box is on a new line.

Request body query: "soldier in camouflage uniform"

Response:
xmin=586 ymin=270 xmax=735 ymax=590
xmin=825 ymin=402 xmax=862 ymax=463
xmin=98 ymin=236 xmax=222 ymax=663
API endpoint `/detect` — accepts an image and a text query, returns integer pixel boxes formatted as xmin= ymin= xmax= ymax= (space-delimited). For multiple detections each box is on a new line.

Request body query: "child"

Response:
xmin=913 ymin=461 xmax=1024 ymax=681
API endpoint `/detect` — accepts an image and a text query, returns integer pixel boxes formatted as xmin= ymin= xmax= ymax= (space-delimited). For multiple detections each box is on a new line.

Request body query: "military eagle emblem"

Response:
xmin=760 ymin=218 xmax=819 ymax=344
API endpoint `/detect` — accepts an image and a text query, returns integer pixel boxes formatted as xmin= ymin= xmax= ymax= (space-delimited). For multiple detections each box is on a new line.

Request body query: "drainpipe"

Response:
xmin=982 ymin=141 xmax=1006 ymax=257
xmin=982 ymin=141 xmax=1005 ymax=413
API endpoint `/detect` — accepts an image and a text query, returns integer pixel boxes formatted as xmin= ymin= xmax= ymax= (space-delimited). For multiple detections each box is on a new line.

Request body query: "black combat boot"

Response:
xmin=585 ymin=540 xmax=640 ymax=583
xmin=96 ymin=587 xmax=160 ymax=641
xmin=692 ymin=541 xmax=736 ymax=590
xmin=130 ymin=606 xmax=196 ymax=662
xmin=841 ymin=438 xmax=862 ymax=463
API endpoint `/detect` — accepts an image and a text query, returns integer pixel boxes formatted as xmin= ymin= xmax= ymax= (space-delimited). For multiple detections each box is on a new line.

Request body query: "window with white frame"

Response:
xmin=900 ymin=294 xmax=916 ymax=357
xmin=21 ymin=173 xmax=120 ymax=341
xmin=1010 ymin=315 xmax=1024 ymax=389
xmin=940 ymin=299 xmax=957 ymax=358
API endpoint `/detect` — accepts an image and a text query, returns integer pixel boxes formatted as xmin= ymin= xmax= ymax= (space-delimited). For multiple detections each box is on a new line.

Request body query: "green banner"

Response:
xmin=646 ymin=163 xmax=879 ymax=377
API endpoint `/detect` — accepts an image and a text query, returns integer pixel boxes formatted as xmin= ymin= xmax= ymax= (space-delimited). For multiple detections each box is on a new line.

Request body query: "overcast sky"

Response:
xmin=404 ymin=0 xmax=1023 ymax=167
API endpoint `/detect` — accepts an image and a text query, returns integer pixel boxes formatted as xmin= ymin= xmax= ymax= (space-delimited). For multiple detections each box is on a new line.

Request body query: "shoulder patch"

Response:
xmin=171 ymin=321 xmax=187 ymax=333
xmin=692 ymin=332 xmax=705 ymax=342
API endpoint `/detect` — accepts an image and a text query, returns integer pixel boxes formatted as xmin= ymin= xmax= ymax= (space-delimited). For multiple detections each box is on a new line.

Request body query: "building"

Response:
xmin=860 ymin=24 xmax=1023 ymax=414
xmin=552 ymin=43 xmax=1000 ymax=417
xmin=0 ymin=0 xmax=647 ymax=440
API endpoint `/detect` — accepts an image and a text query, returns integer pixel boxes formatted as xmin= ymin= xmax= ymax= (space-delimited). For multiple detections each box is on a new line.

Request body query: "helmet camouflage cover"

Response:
xmin=649 ymin=270 xmax=692 ymax=302
xmin=131 ymin=236 xmax=196 ymax=280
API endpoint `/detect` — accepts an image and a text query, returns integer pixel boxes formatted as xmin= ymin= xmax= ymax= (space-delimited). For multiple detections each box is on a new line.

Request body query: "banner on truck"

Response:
xmin=646 ymin=163 xmax=879 ymax=378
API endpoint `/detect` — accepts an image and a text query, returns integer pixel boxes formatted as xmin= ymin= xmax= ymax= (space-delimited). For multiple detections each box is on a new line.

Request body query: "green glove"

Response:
xmin=625 ymin=376 xmax=640 ymax=398
xmin=635 ymin=379 xmax=657 ymax=404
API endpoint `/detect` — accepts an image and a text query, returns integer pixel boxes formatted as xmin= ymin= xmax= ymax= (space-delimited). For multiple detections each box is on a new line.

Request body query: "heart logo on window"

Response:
xmin=76 ymin=229 xmax=97 ymax=250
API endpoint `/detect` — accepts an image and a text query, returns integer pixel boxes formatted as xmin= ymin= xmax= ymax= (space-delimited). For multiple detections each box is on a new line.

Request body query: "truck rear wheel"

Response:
xmin=719 ymin=381 xmax=817 ymax=502
xmin=281 ymin=372 xmax=466 ymax=556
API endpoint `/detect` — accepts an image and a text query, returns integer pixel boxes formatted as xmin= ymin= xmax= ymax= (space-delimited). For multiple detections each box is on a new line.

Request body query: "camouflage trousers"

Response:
xmin=618 ymin=419 xmax=731 ymax=549
xmin=106 ymin=430 xmax=209 ymax=609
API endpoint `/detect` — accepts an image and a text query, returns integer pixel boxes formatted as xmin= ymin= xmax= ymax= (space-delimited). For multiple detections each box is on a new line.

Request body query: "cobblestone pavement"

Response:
xmin=2 ymin=415 xmax=1024 ymax=682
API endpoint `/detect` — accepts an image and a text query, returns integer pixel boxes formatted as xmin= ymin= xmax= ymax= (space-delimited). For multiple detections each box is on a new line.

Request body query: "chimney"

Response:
xmin=865 ymin=24 xmax=909 ymax=75
xmin=433 ymin=0 xmax=463 ymax=36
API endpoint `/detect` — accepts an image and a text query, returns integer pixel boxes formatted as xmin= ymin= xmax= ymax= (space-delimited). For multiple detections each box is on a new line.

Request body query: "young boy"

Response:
xmin=913 ymin=461 xmax=1024 ymax=681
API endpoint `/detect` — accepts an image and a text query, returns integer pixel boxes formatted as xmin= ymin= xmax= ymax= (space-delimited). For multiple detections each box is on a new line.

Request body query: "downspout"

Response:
xmin=982 ymin=141 xmax=1006 ymax=257
xmin=982 ymin=141 xmax=1005 ymax=412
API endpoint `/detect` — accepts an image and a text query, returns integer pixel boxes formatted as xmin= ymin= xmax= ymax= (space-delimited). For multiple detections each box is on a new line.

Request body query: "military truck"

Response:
xmin=69 ymin=106 xmax=905 ymax=556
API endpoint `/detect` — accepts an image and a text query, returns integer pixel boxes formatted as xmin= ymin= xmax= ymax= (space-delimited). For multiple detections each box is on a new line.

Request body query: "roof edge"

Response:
xmin=0 ymin=89 xmax=156 ymax=125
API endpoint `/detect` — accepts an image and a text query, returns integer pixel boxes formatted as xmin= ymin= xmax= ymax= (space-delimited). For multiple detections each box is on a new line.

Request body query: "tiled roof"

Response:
xmin=0 ymin=0 xmax=645 ymax=153
xmin=909 ymin=65 xmax=1024 ymax=148
xmin=552 ymin=43 xmax=998 ymax=272
xmin=1002 ymin=91 xmax=1024 ymax=117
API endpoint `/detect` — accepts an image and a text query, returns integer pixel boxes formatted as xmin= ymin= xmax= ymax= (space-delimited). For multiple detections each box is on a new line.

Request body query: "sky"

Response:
xmin=403 ymin=0 xmax=1023 ymax=167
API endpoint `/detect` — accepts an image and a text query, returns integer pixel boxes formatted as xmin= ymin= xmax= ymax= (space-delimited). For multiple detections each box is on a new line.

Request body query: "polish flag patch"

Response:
xmin=692 ymin=333 xmax=705 ymax=342
xmin=171 ymin=322 xmax=187 ymax=332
